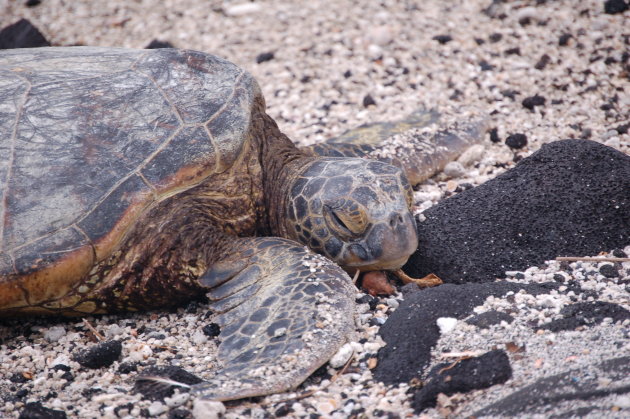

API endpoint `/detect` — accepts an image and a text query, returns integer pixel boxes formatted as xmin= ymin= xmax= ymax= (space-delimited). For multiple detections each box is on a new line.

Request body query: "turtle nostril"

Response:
xmin=389 ymin=213 xmax=403 ymax=228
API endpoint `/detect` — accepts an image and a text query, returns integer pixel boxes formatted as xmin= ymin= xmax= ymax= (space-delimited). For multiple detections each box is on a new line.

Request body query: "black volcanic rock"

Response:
xmin=74 ymin=340 xmax=122 ymax=369
xmin=0 ymin=19 xmax=50 ymax=49
xmin=18 ymin=402 xmax=66 ymax=419
xmin=145 ymin=39 xmax=175 ymax=49
xmin=404 ymin=139 xmax=630 ymax=283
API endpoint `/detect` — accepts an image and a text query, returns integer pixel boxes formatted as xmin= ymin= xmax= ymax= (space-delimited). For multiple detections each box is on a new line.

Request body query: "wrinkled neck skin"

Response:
xmin=255 ymin=108 xmax=314 ymax=237
xmin=256 ymin=107 xmax=418 ymax=274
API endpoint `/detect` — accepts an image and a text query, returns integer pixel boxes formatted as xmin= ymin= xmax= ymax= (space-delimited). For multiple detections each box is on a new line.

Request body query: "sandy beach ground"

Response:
xmin=0 ymin=0 xmax=628 ymax=418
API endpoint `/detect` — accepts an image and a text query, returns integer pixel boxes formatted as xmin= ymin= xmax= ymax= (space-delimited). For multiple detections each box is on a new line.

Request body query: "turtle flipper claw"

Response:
xmin=194 ymin=237 xmax=355 ymax=401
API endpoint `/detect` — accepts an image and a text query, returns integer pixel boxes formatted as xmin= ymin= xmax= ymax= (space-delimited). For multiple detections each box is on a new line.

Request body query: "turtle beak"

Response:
xmin=341 ymin=210 xmax=418 ymax=271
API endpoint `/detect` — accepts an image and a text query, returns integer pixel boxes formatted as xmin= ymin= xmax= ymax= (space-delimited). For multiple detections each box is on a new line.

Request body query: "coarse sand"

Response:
xmin=0 ymin=0 xmax=628 ymax=418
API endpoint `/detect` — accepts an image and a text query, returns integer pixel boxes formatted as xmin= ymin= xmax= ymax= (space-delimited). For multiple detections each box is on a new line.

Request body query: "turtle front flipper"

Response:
xmin=192 ymin=237 xmax=355 ymax=401
xmin=301 ymin=108 xmax=488 ymax=185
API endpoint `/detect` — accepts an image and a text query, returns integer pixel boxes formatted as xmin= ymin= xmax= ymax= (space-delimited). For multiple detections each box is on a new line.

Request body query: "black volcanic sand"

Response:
xmin=0 ymin=18 xmax=50 ymax=49
xmin=413 ymin=349 xmax=512 ymax=410
xmin=473 ymin=356 xmax=630 ymax=417
xmin=404 ymin=139 xmax=630 ymax=283
xmin=373 ymin=282 xmax=556 ymax=385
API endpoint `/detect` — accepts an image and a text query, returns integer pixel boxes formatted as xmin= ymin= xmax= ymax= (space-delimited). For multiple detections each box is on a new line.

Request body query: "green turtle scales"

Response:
xmin=0 ymin=47 xmax=484 ymax=400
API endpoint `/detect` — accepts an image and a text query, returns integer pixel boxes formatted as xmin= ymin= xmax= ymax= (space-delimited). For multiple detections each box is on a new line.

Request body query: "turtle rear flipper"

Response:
xmin=301 ymin=108 xmax=488 ymax=185
xmin=193 ymin=237 xmax=355 ymax=401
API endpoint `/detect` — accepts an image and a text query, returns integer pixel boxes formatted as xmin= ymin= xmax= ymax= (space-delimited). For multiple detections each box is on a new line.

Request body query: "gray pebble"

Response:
xmin=148 ymin=401 xmax=167 ymax=416
xmin=457 ymin=144 xmax=485 ymax=167
xmin=44 ymin=326 xmax=66 ymax=342
xmin=368 ymin=25 xmax=394 ymax=46
xmin=386 ymin=298 xmax=400 ymax=309
xmin=192 ymin=399 xmax=226 ymax=419
xmin=443 ymin=161 xmax=466 ymax=178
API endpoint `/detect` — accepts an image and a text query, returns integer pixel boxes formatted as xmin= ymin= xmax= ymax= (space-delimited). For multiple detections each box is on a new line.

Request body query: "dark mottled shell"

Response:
xmin=0 ymin=47 xmax=261 ymax=279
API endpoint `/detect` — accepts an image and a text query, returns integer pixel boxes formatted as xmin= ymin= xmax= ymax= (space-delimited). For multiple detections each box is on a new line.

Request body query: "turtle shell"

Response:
xmin=0 ymin=47 xmax=261 ymax=309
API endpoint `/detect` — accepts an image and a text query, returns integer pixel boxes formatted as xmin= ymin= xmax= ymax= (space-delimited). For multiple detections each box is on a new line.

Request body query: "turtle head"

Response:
xmin=285 ymin=158 xmax=418 ymax=272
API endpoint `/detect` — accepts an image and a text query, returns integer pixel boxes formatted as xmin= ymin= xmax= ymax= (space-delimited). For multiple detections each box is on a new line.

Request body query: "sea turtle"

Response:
xmin=0 ymin=47 xmax=485 ymax=400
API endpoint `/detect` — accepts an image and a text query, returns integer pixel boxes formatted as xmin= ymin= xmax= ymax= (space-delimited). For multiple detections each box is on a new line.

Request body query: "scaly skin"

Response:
xmin=302 ymin=107 xmax=488 ymax=186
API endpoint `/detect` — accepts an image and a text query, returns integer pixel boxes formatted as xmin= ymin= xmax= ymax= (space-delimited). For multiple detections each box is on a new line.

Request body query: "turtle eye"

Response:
xmin=324 ymin=205 xmax=367 ymax=239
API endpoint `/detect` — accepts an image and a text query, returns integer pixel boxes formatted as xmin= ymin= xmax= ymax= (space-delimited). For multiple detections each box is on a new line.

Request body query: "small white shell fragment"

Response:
xmin=48 ymin=353 xmax=71 ymax=368
xmin=316 ymin=399 xmax=338 ymax=415
xmin=224 ymin=3 xmax=262 ymax=16
xmin=368 ymin=25 xmax=393 ymax=46
xmin=385 ymin=298 xmax=400 ymax=309
xmin=147 ymin=401 xmax=167 ymax=416
xmin=516 ymin=6 xmax=539 ymax=22
xmin=105 ymin=324 xmax=123 ymax=338
xmin=445 ymin=180 xmax=458 ymax=192
xmin=457 ymin=144 xmax=486 ymax=167
xmin=443 ymin=161 xmax=466 ymax=178
xmin=273 ymin=327 xmax=287 ymax=338
xmin=192 ymin=399 xmax=226 ymax=419
xmin=367 ymin=44 xmax=383 ymax=59
xmin=414 ymin=190 xmax=442 ymax=202
xmin=192 ymin=329 xmax=208 ymax=345
xmin=363 ymin=341 xmax=383 ymax=353
xmin=329 ymin=341 xmax=361 ymax=368
xmin=44 ymin=326 xmax=66 ymax=342
xmin=437 ymin=317 xmax=458 ymax=334
xmin=125 ymin=342 xmax=153 ymax=362
xmin=614 ymin=395 xmax=630 ymax=409
xmin=604 ymin=137 xmax=620 ymax=150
